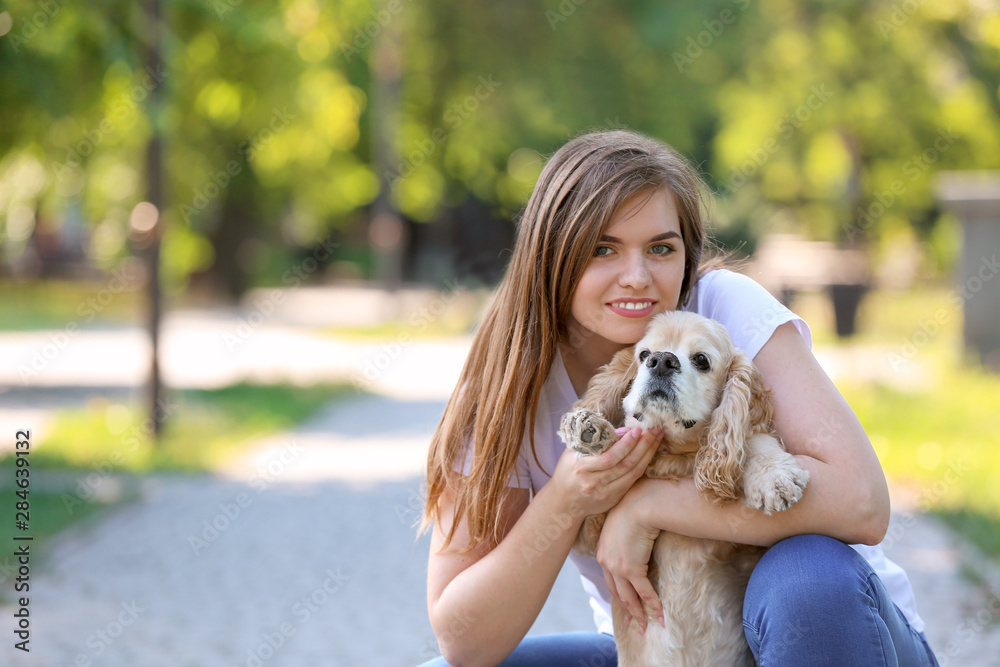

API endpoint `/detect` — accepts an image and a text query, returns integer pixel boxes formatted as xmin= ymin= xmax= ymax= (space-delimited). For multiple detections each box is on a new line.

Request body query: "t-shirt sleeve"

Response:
xmin=689 ymin=269 xmax=812 ymax=358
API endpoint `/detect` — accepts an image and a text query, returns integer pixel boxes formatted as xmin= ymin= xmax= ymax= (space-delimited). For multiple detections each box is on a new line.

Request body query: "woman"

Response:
xmin=419 ymin=130 xmax=937 ymax=666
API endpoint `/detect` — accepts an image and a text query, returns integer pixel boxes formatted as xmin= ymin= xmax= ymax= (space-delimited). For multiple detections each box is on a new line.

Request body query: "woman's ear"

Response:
xmin=573 ymin=346 xmax=637 ymax=426
xmin=695 ymin=350 xmax=769 ymax=503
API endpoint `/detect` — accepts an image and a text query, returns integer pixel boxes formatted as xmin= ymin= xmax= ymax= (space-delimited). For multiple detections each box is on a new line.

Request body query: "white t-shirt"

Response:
xmin=466 ymin=269 xmax=925 ymax=635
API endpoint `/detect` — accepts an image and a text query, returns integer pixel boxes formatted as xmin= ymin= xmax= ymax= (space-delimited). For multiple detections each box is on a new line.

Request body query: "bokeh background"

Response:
xmin=1 ymin=0 xmax=999 ymax=665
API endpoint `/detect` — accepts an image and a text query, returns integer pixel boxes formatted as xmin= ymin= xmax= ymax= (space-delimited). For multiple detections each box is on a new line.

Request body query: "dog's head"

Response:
xmin=623 ymin=310 xmax=772 ymax=502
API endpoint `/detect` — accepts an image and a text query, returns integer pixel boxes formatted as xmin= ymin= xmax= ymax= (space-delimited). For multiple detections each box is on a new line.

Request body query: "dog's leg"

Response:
xmin=573 ymin=513 xmax=606 ymax=557
xmin=742 ymin=433 xmax=810 ymax=514
xmin=558 ymin=408 xmax=617 ymax=457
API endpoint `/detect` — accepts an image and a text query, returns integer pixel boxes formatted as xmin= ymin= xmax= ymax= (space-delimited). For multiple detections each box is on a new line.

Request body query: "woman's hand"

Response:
xmin=550 ymin=425 xmax=662 ymax=520
xmin=596 ymin=476 xmax=665 ymax=633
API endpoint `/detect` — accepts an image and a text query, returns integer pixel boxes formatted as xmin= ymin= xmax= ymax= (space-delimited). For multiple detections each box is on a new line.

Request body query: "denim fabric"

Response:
xmin=416 ymin=631 xmax=617 ymax=666
xmin=743 ymin=534 xmax=939 ymax=666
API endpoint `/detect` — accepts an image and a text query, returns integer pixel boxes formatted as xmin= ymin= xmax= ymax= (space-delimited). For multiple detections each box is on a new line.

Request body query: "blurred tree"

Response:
xmin=0 ymin=0 xmax=377 ymax=299
xmin=704 ymin=0 xmax=1000 ymax=257
xmin=1 ymin=0 xmax=998 ymax=297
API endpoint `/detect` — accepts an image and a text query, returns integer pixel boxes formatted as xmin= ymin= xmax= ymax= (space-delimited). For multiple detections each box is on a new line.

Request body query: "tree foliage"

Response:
xmin=0 ymin=0 xmax=997 ymax=296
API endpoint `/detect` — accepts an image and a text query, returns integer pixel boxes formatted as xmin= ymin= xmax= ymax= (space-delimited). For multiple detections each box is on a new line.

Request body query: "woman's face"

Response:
xmin=567 ymin=187 xmax=687 ymax=349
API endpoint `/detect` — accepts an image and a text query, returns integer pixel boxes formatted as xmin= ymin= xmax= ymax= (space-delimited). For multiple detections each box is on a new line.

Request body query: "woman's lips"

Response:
xmin=606 ymin=300 xmax=656 ymax=318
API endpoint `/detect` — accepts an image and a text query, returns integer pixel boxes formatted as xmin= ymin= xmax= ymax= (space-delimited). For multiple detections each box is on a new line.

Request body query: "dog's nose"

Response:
xmin=646 ymin=351 xmax=680 ymax=376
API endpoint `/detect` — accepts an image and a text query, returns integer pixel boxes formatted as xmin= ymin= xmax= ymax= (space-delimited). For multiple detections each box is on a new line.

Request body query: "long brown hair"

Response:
xmin=423 ymin=130 xmax=712 ymax=550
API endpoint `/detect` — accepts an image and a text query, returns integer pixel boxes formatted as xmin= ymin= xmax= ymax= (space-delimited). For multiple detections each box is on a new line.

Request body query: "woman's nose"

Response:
xmin=618 ymin=252 xmax=651 ymax=289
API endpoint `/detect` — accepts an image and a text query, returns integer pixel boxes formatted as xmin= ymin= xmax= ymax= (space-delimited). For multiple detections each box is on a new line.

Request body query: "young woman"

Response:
xmin=419 ymin=130 xmax=937 ymax=666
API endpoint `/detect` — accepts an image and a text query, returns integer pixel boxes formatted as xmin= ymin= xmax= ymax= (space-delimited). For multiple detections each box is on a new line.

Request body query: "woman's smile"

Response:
xmin=606 ymin=298 xmax=657 ymax=318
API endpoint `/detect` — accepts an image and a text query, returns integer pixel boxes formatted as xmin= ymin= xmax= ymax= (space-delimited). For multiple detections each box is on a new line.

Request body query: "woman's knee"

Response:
xmin=746 ymin=534 xmax=874 ymax=621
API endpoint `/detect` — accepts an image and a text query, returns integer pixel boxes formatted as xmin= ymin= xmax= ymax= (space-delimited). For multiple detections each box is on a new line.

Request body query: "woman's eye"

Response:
xmin=692 ymin=353 xmax=710 ymax=371
xmin=638 ymin=349 xmax=650 ymax=362
xmin=594 ymin=245 xmax=614 ymax=256
xmin=650 ymin=244 xmax=674 ymax=256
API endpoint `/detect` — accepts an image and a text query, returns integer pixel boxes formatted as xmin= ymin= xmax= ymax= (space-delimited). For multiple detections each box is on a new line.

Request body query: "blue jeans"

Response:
xmin=417 ymin=631 xmax=617 ymax=666
xmin=419 ymin=535 xmax=938 ymax=666
xmin=743 ymin=534 xmax=938 ymax=665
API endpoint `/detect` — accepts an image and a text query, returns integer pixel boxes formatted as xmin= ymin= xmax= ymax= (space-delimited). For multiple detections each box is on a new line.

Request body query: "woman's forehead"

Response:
xmin=605 ymin=187 xmax=681 ymax=237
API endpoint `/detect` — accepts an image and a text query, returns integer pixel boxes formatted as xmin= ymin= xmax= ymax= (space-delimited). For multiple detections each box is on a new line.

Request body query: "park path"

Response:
xmin=0 ymin=302 xmax=998 ymax=665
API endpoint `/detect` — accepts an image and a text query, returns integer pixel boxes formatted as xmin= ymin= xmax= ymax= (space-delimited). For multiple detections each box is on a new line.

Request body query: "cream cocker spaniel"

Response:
xmin=558 ymin=310 xmax=810 ymax=667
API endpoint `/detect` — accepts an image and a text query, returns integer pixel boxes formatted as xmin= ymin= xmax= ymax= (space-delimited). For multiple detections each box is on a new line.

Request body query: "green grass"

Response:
xmin=794 ymin=286 xmax=1000 ymax=559
xmin=841 ymin=367 xmax=1000 ymax=558
xmin=0 ymin=279 xmax=143 ymax=330
xmin=0 ymin=481 xmax=116 ymax=546
xmin=9 ymin=383 xmax=350 ymax=473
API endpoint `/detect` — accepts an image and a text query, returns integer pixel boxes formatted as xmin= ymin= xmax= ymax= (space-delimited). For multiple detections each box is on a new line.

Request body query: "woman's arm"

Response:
xmin=427 ymin=427 xmax=662 ymax=667
xmin=596 ymin=322 xmax=891 ymax=630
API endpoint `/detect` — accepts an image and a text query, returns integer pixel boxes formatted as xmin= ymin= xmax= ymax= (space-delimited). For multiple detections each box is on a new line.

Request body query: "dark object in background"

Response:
xmin=403 ymin=196 xmax=514 ymax=286
xmin=828 ymin=282 xmax=869 ymax=338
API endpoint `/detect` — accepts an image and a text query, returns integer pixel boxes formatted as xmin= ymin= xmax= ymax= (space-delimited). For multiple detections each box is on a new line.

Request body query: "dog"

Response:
xmin=558 ymin=310 xmax=810 ymax=666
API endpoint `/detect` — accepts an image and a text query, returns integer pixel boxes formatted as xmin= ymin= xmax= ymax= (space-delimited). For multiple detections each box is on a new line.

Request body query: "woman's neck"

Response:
xmin=559 ymin=335 xmax=628 ymax=398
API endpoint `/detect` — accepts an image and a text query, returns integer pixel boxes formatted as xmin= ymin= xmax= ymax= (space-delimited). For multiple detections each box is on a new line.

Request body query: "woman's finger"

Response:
xmin=609 ymin=427 xmax=662 ymax=479
xmin=632 ymin=574 xmax=664 ymax=629
xmin=593 ymin=426 xmax=644 ymax=469
xmin=614 ymin=576 xmax=647 ymax=634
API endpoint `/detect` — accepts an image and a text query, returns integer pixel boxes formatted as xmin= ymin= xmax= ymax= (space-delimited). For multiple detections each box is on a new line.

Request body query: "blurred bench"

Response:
xmin=745 ymin=234 xmax=870 ymax=337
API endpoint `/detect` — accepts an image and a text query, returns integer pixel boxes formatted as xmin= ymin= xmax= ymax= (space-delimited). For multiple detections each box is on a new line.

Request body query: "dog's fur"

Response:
xmin=558 ymin=310 xmax=810 ymax=667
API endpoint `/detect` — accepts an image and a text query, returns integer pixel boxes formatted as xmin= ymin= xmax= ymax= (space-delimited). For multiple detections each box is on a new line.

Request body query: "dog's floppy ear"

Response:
xmin=572 ymin=346 xmax=637 ymax=427
xmin=696 ymin=350 xmax=770 ymax=503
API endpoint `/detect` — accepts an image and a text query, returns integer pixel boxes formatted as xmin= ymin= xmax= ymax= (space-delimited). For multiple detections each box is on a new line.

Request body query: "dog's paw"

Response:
xmin=558 ymin=409 xmax=616 ymax=457
xmin=744 ymin=456 xmax=810 ymax=515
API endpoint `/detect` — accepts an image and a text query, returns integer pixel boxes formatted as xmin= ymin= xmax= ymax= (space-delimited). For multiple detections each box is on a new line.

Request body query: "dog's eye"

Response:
xmin=638 ymin=349 xmax=650 ymax=362
xmin=692 ymin=353 xmax=711 ymax=371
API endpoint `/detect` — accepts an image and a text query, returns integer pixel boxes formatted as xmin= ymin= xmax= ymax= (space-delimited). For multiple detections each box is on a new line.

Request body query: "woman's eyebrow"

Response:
xmin=599 ymin=231 xmax=682 ymax=243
